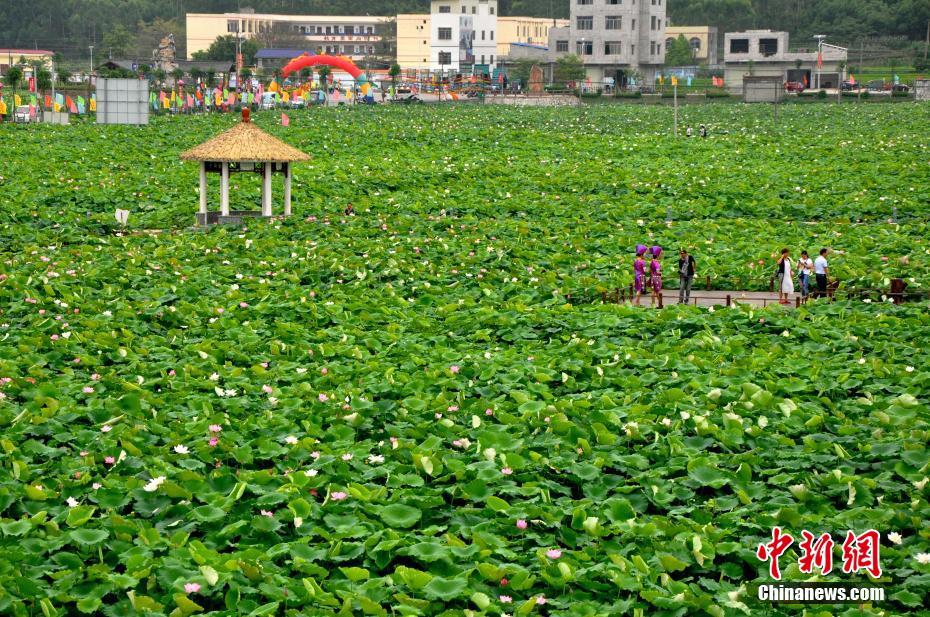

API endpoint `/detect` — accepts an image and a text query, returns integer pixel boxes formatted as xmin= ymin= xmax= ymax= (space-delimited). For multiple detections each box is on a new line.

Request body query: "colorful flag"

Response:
xmin=227 ymin=92 xmax=236 ymax=106
xmin=671 ymin=76 xmax=678 ymax=86
xmin=68 ymin=99 xmax=77 ymax=114
xmin=187 ymin=94 xmax=195 ymax=108
xmin=817 ymin=51 xmax=823 ymax=69
xmin=803 ymin=74 xmax=809 ymax=87
xmin=281 ymin=112 xmax=290 ymax=127
xmin=0 ymin=98 xmax=6 ymax=116
xmin=77 ymin=102 xmax=85 ymax=114
xmin=55 ymin=93 xmax=64 ymax=108
xmin=14 ymin=94 xmax=21 ymax=106
xmin=687 ymin=76 xmax=693 ymax=87
xmin=29 ymin=104 xmax=36 ymax=119
xmin=45 ymin=95 xmax=52 ymax=108
xmin=89 ymin=96 xmax=96 ymax=112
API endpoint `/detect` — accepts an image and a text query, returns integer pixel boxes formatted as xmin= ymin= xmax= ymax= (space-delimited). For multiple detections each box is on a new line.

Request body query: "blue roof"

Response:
xmin=255 ymin=49 xmax=316 ymax=59
xmin=511 ymin=42 xmax=549 ymax=50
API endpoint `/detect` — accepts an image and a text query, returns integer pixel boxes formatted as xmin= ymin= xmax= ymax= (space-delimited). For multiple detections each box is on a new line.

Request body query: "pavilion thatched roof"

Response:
xmin=180 ymin=112 xmax=309 ymax=163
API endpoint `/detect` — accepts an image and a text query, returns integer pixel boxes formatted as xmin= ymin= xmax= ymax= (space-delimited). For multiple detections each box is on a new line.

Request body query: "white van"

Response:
xmin=260 ymin=92 xmax=278 ymax=110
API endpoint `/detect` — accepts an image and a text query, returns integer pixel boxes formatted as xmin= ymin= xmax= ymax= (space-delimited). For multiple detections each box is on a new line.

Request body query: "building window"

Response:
xmin=316 ymin=26 xmax=323 ymax=34
xmin=576 ymin=40 xmax=593 ymax=55
xmin=438 ymin=4 xmax=451 ymax=12
xmin=632 ymin=18 xmax=636 ymax=29
xmin=227 ymin=20 xmax=239 ymax=33
xmin=326 ymin=26 xmax=331 ymax=34
xmin=607 ymin=0 xmax=621 ymax=3
xmin=438 ymin=27 xmax=452 ymax=40
xmin=578 ymin=0 xmax=594 ymax=4
xmin=690 ymin=37 xmax=701 ymax=51
xmin=490 ymin=6 xmax=495 ymax=13
xmin=606 ymin=16 xmax=622 ymax=29
xmin=658 ymin=19 xmax=662 ymax=29
xmin=631 ymin=43 xmax=635 ymax=54
xmin=577 ymin=16 xmax=593 ymax=30
xmin=490 ymin=54 xmax=494 ymax=64
xmin=481 ymin=54 xmax=485 ymax=64
xmin=481 ymin=30 xmax=485 ymax=40
xmin=759 ymin=37 xmax=778 ymax=56
xmin=665 ymin=37 xmax=674 ymax=51
xmin=490 ymin=30 xmax=494 ymax=40
xmin=472 ymin=6 xmax=476 ymax=13
xmin=730 ymin=38 xmax=749 ymax=53
xmin=651 ymin=16 xmax=657 ymax=30
xmin=439 ymin=51 xmax=452 ymax=64
xmin=605 ymin=41 xmax=623 ymax=55
xmin=556 ymin=40 xmax=569 ymax=52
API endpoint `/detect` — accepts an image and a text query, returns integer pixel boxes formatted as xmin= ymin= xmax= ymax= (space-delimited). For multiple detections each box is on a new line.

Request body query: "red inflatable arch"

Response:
xmin=281 ymin=54 xmax=363 ymax=79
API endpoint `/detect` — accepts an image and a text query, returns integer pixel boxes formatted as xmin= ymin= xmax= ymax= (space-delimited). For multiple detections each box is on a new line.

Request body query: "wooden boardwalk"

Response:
xmin=657 ymin=290 xmax=807 ymax=308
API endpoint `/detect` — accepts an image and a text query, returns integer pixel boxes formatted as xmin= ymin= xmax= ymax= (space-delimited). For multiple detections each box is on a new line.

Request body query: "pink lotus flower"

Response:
xmin=209 ymin=424 xmax=222 ymax=433
xmin=310 ymin=451 xmax=321 ymax=459
xmin=167 ymin=369 xmax=176 ymax=377
xmin=500 ymin=578 xmax=508 ymax=586
xmin=216 ymin=308 xmax=224 ymax=314
xmin=546 ymin=549 xmax=562 ymax=559
xmin=321 ymin=367 xmax=328 ymax=375
xmin=260 ymin=362 xmax=269 ymax=368
xmin=449 ymin=365 xmax=460 ymax=374
xmin=79 ymin=450 xmax=89 ymax=456
xmin=500 ymin=595 xmax=512 ymax=603
xmin=184 ymin=582 xmax=201 ymax=594
xmin=516 ymin=519 xmax=528 ymax=530
xmin=260 ymin=510 xmax=274 ymax=517
xmin=50 ymin=334 xmax=59 ymax=341
xmin=485 ymin=408 xmax=494 ymax=416
xmin=501 ymin=467 xmax=513 ymax=475
xmin=92 ymin=482 xmax=102 ymax=490
xmin=91 ymin=373 xmax=101 ymax=380
xmin=82 ymin=386 xmax=94 ymax=394
xmin=536 ymin=595 xmax=547 ymax=605
xmin=447 ymin=405 xmax=459 ymax=412
xmin=39 ymin=309 xmax=46 ymax=315
xmin=104 ymin=456 xmax=115 ymax=465
xmin=341 ymin=453 xmax=353 ymax=461
xmin=318 ymin=393 xmax=329 ymax=402
xmin=101 ymin=425 xmax=112 ymax=432
xmin=209 ymin=437 xmax=219 ymax=447
xmin=331 ymin=491 xmax=348 ymax=501
xmin=262 ymin=385 xmax=273 ymax=394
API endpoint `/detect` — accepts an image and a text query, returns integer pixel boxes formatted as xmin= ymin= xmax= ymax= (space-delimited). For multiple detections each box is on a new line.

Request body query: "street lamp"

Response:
xmin=813 ymin=34 xmax=826 ymax=89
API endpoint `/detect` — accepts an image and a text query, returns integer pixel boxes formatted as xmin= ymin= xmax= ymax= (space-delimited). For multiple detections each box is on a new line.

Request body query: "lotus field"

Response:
xmin=1 ymin=104 xmax=929 ymax=616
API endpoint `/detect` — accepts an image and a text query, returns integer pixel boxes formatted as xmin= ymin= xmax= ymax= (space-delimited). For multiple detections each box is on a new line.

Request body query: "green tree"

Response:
xmin=510 ymin=59 xmax=535 ymax=87
xmin=170 ymin=67 xmax=185 ymax=85
xmin=5 ymin=65 xmax=23 ymax=94
xmin=389 ymin=62 xmax=401 ymax=90
xmin=317 ymin=65 xmax=331 ymax=104
xmin=57 ymin=69 xmax=72 ymax=85
xmin=664 ymin=34 xmax=694 ymax=67
xmin=192 ymin=35 xmax=259 ymax=65
xmin=102 ymin=24 xmax=134 ymax=58
xmin=554 ymin=54 xmax=585 ymax=85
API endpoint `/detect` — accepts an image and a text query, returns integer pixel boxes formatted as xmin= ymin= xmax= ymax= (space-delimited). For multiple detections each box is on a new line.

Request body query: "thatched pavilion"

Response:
xmin=180 ymin=108 xmax=309 ymax=225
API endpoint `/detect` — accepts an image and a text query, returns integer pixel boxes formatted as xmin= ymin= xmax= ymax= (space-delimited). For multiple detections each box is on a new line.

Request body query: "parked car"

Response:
xmin=866 ymin=80 xmax=887 ymax=92
xmin=13 ymin=105 xmax=32 ymax=123
xmin=840 ymin=80 xmax=859 ymax=91
xmin=784 ymin=81 xmax=805 ymax=93
xmin=891 ymin=84 xmax=910 ymax=93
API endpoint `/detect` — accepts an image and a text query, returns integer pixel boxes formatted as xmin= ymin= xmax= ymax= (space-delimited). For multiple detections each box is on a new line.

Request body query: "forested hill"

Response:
xmin=2 ymin=0 xmax=927 ymax=61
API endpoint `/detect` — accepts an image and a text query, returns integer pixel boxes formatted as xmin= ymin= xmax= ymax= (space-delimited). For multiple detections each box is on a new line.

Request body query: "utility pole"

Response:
xmin=925 ymin=20 xmax=929 ymax=61
xmin=89 ymin=45 xmax=94 ymax=105
xmin=857 ymin=39 xmax=863 ymax=103
xmin=672 ymin=82 xmax=677 ymax=136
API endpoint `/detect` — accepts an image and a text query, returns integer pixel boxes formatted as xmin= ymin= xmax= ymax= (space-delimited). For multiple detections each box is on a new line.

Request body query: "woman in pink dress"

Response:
xmin=633 ymin=245 xmax=647 ymax=306
xmin=650 ymin=246 xmax=663 ymax=307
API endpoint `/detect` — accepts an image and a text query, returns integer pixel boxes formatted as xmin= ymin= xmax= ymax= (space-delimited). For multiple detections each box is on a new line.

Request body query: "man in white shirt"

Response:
xmin=814 ymin=248 xmax=829 ymax=299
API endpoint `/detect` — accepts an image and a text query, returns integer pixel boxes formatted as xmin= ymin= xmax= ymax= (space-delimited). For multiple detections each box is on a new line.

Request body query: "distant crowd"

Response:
xmin=632 ymin=245 xmax=831 ymax=306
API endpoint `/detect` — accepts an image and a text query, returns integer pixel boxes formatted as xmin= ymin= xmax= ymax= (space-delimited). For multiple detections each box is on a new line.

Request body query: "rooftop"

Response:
xmin=255 ymin=49 xmax=317 ymax=60
xmin=180 ymin=110 xmax=310 ymax=163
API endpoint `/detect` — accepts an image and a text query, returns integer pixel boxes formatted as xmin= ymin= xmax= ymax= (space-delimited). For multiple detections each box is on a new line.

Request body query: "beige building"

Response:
xmin=497 ymin=17 xmax=569 ymax=58
xmin=664 ymin=26 xmax=718 ymax=65
xmin=723 ymin=30 xmax=848 ymax=93
xmin=1 ymin=49 xmax=54 ymax=74
xmin=395 ymin=12 xmax=568 ymax=71
xmin=396 ymin=14 xmax=432 ymax=69
xmin=186 ymin=12 xmax=389 ymax=61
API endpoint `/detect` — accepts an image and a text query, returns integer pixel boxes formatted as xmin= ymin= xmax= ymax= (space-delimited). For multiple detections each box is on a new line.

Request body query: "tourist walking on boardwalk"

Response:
xmin=678 ymin=248 xmax=696 ymax=304
xmin=650 ymin=246 xmax=663 ymax=307
xmin=776 ymin=248 xmax=794 ymax=304
xmin=797 ymin=250 xmax=814 ymax=300
xmin=814 ymin=248 xmax=830 ymax=298
xmin=633 ymin=245 xmax=648 ymax=306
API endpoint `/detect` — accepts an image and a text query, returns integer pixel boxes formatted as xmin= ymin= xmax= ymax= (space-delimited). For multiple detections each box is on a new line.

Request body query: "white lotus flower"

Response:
xmin=173 ymin=445 xmax=189 ymax=454
xmin=144 ymin=476 xmax=166 ymax=492
xmin=66 ymin=497 xmax=80 ymax=508
xmin=285 ymin=436 xmax=298 ymax=445
xmin=915 ymin=553 xmax=930 ymax=565
xmin=888 ymin=532 xmax=903 ymax=545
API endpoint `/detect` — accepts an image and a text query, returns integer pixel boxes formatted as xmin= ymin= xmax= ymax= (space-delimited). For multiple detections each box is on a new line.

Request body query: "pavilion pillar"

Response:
xmin=199 ymin=162 xmax=207 ymax=215
xmin=262 ymin=162 xmax=273 ymax=217
xmin=284 ymin=163 xmax=292 ymax=216
xmin=220 ymin=162 xmax=230 ymax=216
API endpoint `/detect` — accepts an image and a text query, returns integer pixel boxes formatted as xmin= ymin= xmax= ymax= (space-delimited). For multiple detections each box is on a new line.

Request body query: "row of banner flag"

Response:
xmin=0 ymin=93 xmax=95 ymax=116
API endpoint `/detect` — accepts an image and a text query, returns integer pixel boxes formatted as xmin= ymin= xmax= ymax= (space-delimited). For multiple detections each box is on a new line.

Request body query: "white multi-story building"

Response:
xmin=544 ymin=0 xmax=666 ymax=86
xmin=429 ymin=0 xmax=498 ymax=73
